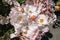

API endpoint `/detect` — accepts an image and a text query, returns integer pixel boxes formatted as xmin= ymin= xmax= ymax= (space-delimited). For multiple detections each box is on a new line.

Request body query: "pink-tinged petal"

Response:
xmin=30 ymin=29 xmax=39 ymax=40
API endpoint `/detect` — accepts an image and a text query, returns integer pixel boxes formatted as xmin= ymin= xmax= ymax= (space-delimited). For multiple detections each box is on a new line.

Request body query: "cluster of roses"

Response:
xmin=0 ymin=0 xmax=56 ymax=40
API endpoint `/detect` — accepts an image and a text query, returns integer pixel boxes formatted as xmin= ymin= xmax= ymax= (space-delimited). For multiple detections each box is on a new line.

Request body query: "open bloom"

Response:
xmin=36 ymin=14 xmax=49 ymax=26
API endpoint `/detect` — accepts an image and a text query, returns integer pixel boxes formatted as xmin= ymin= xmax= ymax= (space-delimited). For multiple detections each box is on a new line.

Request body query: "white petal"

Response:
xmin=10 ymin=33 xmax=17 ymax=38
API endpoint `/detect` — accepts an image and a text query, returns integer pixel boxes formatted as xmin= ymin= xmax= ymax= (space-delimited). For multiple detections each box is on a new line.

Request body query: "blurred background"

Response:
xmin=0 ymin=0 xmax=60 ymax=40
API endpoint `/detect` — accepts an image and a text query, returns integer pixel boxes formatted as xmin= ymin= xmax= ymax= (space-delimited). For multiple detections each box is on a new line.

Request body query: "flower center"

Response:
xmin=17 ymin=7 xmax=24 ymax=12
xmin=38 ymin=19 xmax=44 ymax=24
xmin=17 ymin=17 xmax=23 ymax=22
xmin=29 ymin=16 xmax=36 ymax=21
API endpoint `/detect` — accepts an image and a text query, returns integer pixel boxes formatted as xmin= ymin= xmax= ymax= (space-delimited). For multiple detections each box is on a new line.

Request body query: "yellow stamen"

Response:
xmin=17 ymin=17 xmax=23 ymax=22
xmin=38 ymin=19 xmax=44 ymax=24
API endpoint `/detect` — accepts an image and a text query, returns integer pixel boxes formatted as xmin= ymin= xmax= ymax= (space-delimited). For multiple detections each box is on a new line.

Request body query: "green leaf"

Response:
xmin=16 ymin=0 xmax=24 ymax=3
